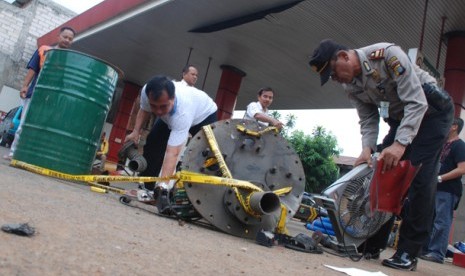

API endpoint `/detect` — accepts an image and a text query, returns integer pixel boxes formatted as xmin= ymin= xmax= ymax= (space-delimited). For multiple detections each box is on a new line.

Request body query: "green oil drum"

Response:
xmin=14 ymin=49 xmax=121 ymax=175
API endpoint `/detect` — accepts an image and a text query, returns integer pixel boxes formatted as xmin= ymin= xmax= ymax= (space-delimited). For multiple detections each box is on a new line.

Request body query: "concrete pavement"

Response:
xmin=1 ymin=145 xmax=463 ymax=275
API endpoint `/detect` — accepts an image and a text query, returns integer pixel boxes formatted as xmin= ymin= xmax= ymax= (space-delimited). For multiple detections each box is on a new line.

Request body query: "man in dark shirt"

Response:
xmin=421 ymin=118 xmax=465 ymax=263
xmin=3 ymin=26 xmax=75 ymax=160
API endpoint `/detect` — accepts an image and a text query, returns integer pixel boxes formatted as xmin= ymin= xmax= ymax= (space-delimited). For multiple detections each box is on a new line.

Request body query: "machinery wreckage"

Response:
xmin=120 ymin=119 xmax=306 ymax=240
xmin=117 ymin=118 xmax=408 ymax=258
xmin=12 ymin=118 xmax=409 ymax=257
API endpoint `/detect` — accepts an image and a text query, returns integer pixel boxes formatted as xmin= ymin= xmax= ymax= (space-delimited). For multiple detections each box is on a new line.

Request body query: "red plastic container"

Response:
xmin=369 ymin=159 xmax=420 ymax=215
xmin=453 ymin=252 xmax=465 ymax=268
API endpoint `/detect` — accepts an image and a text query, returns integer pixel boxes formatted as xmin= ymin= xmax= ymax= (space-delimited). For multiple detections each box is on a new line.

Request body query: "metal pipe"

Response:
xmin=418 ymin=0 xmax=429 ymax=51
xmin=436 ymin=16 xmax=447 ymax=69
xmin=128 ymin=156 xmax=147 ymax=172
xmin=202 ymin=57 xmax=212 ymax=91
xmin=247 ymin=191 xmax=281 ymax=215
xmin=185 ymin=47 xmax=193 ymax=66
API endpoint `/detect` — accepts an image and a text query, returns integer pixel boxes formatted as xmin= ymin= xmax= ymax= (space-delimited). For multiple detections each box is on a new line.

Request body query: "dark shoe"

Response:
xmin=284 ymin=233 xmax=323 ymax=254
xmin=382 ymin=252 xmax=417 ymax=271
xmin=364 ymin=248 xmax=381 ymax=260
xmin=419 ymin=254 xmax=444 ymax=264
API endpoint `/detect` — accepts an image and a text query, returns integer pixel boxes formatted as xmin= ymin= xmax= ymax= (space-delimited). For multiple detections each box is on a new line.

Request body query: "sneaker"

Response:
xmin=454 ymin=241 xmax=465 ymax=253
xmin=3 ymin=153 xmax=13 ymax=160
xmin=419 ymin=254 xmax=444 ymax=264
xmin=137 ymin=189 xmax=154 ymax=202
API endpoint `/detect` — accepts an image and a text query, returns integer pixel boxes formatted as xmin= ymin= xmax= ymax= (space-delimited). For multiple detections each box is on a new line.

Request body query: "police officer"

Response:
xmin=309 ymin=39 xmax=454 ymax=271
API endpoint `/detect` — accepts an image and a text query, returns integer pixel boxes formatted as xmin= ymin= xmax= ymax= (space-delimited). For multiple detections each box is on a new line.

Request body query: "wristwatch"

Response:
xmin=438 ymin=175 xmax=442 ymax=183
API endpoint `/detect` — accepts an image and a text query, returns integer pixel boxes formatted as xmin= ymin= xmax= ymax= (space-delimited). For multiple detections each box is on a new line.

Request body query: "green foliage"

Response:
xmin=287 ymin=127 xmax=341 ymax=193
xmin=269 ymin=110 xmax=341 ymax=193
xmin=270 ymin=110 xmax=296 ymax=137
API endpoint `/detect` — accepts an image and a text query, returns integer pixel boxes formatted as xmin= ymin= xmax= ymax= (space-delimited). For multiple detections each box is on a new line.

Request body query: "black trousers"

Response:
xmin=140 ymin=112 xmax=217 ymax=190
xmin=364 ymin=101 xmax=454 ymax=256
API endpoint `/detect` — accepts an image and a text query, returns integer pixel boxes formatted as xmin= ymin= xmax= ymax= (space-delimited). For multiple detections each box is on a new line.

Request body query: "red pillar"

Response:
xmin=107 ymin=82 xmax=140 ymax=162
xmin=444 ymin=31 xmax=465 ymax=117
xmin=215 ymin=65 xmax=246 ymax=120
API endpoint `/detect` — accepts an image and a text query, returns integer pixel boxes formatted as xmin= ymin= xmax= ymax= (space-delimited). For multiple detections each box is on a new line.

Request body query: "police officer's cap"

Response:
xmin=309 ymin=39 xmax=348 ymax=86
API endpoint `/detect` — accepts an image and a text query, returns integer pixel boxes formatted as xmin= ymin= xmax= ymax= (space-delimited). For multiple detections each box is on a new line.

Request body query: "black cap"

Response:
xmin=309 ymin=39 xmax=348 ymax=86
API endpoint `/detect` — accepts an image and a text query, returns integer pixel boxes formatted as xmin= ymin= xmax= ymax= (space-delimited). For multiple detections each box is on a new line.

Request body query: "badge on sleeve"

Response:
xmin=393 ymin=63 xmax=405 ymax=76
xmin=387 ymin=56 xmax=398 ymax=66
xmin=387 ymin=56 xmax=405 ymax=76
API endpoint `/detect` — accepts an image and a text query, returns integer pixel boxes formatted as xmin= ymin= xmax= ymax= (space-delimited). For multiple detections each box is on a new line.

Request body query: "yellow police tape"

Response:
xmin=236 ymin=124 xmax=278 ymax=137
xmin=276 ymin=203 xmax=289 ymax=235
xmin=10 ymin=160 xmax=169 ymax=183
xmin=202 ymin=125 xmax=233 ymax=178
xmin=202 ymin=124 xmax=291 ymax=225
xmin=203 ymin=124 xmax=261 ymax=217
xmin=10 ymin=160 xmax=291 ymax=195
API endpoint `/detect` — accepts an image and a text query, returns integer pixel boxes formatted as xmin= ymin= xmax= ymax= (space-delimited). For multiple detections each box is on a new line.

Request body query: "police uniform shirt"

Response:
xmin=343 ymin=43 xmax=435 ymax=151
xmin=140 ymin=81 xmax=217 ymax=146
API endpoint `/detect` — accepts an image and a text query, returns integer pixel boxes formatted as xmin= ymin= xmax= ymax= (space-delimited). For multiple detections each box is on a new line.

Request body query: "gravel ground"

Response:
xmin=1 ymin=146 xmax=464 ymax=275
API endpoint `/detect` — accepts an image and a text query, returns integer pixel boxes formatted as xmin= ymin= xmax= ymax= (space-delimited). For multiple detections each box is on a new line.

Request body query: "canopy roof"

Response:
xmin=41 ymin=0 xmax=465 ymax=110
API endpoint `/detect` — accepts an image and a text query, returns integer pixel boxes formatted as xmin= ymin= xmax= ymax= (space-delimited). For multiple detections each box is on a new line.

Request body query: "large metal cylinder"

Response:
xmin=181 ymin=119 xmax=306 ymax=239
xmin=14 ymin=49 xmax=121 ymax=175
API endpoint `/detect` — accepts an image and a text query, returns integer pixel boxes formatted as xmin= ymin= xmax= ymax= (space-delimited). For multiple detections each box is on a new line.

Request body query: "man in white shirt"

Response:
xmin=179 ymin=65 xmax=198 ymax=87
xmin=244 ymin=87 xmax=284 ymax=129
xmin=125 ymin=75 xmax=217 ymax=206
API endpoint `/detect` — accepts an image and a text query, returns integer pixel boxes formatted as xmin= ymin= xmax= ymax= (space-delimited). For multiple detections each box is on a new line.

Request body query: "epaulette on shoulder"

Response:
xmin=369 ymin=48 xmax=385 ymax=60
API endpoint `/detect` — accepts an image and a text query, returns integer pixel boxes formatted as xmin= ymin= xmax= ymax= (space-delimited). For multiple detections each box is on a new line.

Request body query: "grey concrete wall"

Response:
xmin=0 ymin=0 xmax=75 ymax=99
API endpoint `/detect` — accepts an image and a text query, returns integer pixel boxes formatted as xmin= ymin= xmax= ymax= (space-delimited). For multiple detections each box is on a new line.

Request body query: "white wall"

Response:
xmin=0 ymin=86 xmax=20 ymax=112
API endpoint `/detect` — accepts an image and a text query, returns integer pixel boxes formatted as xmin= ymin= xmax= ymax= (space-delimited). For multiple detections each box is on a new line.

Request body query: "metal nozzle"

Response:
xmin=247 ymin=192 xmax=281 ymax=215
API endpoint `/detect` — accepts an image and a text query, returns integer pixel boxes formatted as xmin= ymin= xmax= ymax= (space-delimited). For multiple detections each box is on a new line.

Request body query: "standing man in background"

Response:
xmin=179 ymin=65 xmax=199 ymax=87
xmin=309 ymin=39 xmax=453 ymax=271
xmin=3 ymin=26 xmax=76 ymax=160
xmin=421 ymin=118 xmax=465 ymax=264
xmin=243 ymin=87 xmax=284 ymax=130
